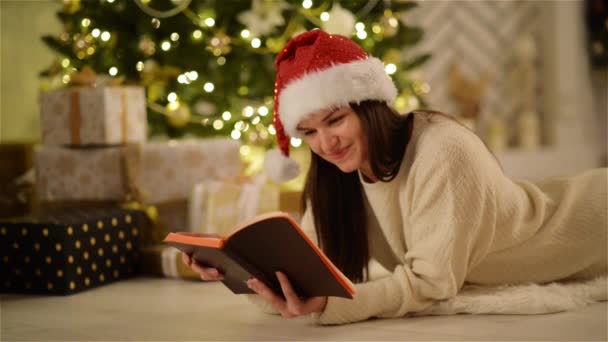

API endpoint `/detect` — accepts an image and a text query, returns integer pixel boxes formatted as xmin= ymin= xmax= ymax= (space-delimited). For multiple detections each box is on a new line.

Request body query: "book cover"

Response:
xmin=164 ymin=211 xmax=355 ymax=299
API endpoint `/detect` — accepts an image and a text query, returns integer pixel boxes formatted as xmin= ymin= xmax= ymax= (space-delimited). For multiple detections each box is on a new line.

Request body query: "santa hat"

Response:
xmin=264 ymin=29 xmax=398 ymax=183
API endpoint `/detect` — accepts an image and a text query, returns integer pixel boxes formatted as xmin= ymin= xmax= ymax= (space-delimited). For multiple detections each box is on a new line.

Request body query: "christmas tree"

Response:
xmin=41 ymin=0 xmax=429 ymax=149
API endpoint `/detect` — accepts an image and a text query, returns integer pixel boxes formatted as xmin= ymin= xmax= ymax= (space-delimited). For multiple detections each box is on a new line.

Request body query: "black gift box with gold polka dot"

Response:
xmin=0 ymin=208 xmax=143 ymax=295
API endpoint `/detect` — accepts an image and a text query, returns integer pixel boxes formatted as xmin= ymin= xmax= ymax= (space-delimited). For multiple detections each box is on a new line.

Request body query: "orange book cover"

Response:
xmin=164 ymin=211 xmax=355 ymax=299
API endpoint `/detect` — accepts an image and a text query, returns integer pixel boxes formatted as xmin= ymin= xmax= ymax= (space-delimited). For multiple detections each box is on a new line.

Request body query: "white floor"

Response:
xmin=1 ymin=277 xmax=606 ymax=341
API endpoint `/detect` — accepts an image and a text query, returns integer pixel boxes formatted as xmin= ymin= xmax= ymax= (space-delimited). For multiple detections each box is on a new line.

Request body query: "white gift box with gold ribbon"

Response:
xmin=40 ymin=86 xmax=147 ymax=146
xmin=35 ymin=139 xmax=242 ymax=204
xmin=188 ymin=177 xmax=280 ymax=237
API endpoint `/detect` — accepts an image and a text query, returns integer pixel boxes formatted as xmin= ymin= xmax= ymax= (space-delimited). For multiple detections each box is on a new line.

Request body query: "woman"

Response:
xmin=182 ymin=29 xmax=607 ymax=325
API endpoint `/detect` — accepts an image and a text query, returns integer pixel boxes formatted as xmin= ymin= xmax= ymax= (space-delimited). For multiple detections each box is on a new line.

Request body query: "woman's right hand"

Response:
xmin=181 ymin=252 xmax=224 ymax=281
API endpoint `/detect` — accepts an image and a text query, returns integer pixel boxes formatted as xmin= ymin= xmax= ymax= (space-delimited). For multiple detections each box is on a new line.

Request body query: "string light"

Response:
xmin=268 ymin=124 xmax=276 ymax=135
xmin=251 ymin=116 xmax=261 ymax=125
xmin=203 ymin=82 xmax=214 ymax=92
xmin=136 ymin=61 xmax=144 ymax=71
xmin=192 ymin=30 xmax=203 ymax=40
xmin=100 ymin=31 xmax=111 ymax=41
xmin=251 ymin=38 xmax=261 ymax=48
xmin=257 ymin=106 xmax=269 ymax=116
xmin=161 ymin=40 xmax=171 ymax=51
xmin=302 ymin=0 xmax=312 ymax=9
xmin=62 ymin=75 xmax=71 ymax=84
xmin=91 ymin=28 xmax=101 ymax=38
xmin=167 ymin=92 xmax=178 ymax=102
xmin=81 ymin=18 xmax=91 ymax=28
xmin=243 ymin=106 xmax=254 ymax=117
xmin=170 ymin=32 xmax=180 ymax=41
xmin=356 ymin=30 xmax=367 ymax=39
xmin=231 ymin=130 xmax=241 ymax=140
xmin=187 ymin=71 xmax=198 ymax=81
xmin=204 ymin=18 xmax=215 ymax=27
xmin=241 ymin=30 xmax=251 ymax=39
xmin=385 ymin=63 xmax=397 ymax=75
xmin=320 ymin=12 xmax=330 ymax=21
xmin=106 ymin=0 xmax=115 ymax=3
xmin=212 ymin=120 xmax=224 ymax=130
xmin=61 ymin=59 xmax=70 ymax=68
xmin=222 ymin=111 xmax=232 ymax=120
xmin=177 ymin=75 xmax=188 ymax=84
xmin=355 ymin=22 xmax=365 ymax=31
xmin=217 ymin=57 xmax=226 ymax=65
xmin=240 ymin=145 xmax=250 ymax=155
xmin=108 ymin=67 xmax=118 ymax=76
xmin=290 ymin=137 xmax=302 ymax=147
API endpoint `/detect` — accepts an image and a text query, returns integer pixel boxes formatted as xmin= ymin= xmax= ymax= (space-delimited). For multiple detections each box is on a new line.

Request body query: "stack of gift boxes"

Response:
xmin=1 ymin=80 xmax=254 ymax=293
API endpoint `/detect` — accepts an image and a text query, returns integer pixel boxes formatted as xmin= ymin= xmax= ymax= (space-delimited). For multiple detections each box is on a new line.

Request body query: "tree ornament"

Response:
xmin=322 ymin=3 xmax=356 ymax=37
xmin=72 ymin=34 xmax=94 ymax=60
xmin=138 ymin=35 xmax=156 ymax=56
xmin=381 ymin=10 xmax=400 ymax=37
xmin=237 ymin=0 xmax=288 ymax=37
xmin=166 ymin=102 xmax=192 ymax=128
xmin=266 ymin=37 xmax=286 ymax=53
xmin=193 ymin=100 xmax=217 ymax=116
xmin=62 ymin=0 xmax=81 ymax=14
xmin=383 ymin=48 xmax=401 ymax=64
xmin=208 ymin=31 xmax=232 ymax=56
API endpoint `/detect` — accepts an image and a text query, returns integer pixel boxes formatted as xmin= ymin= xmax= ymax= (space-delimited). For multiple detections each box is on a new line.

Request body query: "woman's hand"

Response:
xmin=247 ymin=271 xmax=327 ymax=318
xmin=181 ymin=252 xmax=224 ymax=281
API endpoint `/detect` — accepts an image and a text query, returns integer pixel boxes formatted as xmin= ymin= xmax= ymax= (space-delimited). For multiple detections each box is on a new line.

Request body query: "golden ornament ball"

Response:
xmin=165 ymin=102 xmax=191 ymax=128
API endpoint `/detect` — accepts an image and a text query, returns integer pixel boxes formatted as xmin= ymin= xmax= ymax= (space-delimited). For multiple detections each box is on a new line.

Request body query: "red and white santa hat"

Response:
xmin=264 ymin=29 xmax=398 ymax=183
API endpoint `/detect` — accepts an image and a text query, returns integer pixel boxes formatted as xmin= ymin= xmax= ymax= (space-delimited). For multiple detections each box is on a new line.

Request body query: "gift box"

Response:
xmin=35 ymin=139 xmax=242 ymax=204
xmin=39 ymin=86 xmax=147 ymax=146
xmin=122 ymin=200 xmax=189 ymax=246
xmin=279 ymin=190 xmax=303 ymax=222
xmin=0 ymin=143 xmax=35 ymax=218
xmin=188 ymin=179 xmax=280 ymax=236
xmin=139 ymin=244 xmax=199 ymax=280
xmin=0 ymin=208 xmax=143 ymax=295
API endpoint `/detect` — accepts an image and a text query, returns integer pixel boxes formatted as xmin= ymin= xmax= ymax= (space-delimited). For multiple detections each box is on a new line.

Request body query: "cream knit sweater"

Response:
xmin=253 ymin=112 xmax=608 ymax=325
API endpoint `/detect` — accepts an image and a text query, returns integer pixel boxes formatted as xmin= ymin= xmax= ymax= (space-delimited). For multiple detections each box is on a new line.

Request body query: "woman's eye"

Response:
xmin=329 ymin=116 xmax=344 ymax=125
xmin=303 ymin=130 xmax=316 ymax=136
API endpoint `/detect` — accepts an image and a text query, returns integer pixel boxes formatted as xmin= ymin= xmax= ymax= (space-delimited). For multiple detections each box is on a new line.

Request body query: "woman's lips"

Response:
xmin=329 ymin=146 xmax=350 ymax=161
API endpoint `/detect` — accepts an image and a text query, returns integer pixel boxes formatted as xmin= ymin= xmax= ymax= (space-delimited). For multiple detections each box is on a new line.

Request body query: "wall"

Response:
xmin=1 ymin=1 xmax=61 ymax=143
xmin=405 ymin=0 xmax=606 ymax=179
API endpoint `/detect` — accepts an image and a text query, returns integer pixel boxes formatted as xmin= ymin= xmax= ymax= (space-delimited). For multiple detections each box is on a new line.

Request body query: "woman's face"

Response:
xmin=296 ymin=106 xmax=373 ymax=178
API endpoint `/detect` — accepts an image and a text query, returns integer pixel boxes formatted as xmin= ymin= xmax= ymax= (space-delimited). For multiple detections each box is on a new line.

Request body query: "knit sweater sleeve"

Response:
xmin=314 ymin=124 xmax=500 ymax=325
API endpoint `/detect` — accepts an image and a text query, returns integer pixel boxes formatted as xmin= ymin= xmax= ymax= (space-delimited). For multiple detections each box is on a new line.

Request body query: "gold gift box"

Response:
xmin=40 ymin=86 xmax=147 ymax=146
xmin=35 ymin=139 xmax=242 ymax=204
xmin=189 ymin=180 xmax=280 ymax=236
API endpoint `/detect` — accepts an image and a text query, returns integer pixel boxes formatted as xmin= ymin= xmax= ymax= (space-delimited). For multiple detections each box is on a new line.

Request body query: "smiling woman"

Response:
xmin=296 ymin=106 xmax=371 ymax=178
xmin=183 ymin=29 xmax=608 ymax=326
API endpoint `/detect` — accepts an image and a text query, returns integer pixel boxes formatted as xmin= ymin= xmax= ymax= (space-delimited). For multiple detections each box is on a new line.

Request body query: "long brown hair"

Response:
xmin=302 ymin=100 xmax=414 ymax=282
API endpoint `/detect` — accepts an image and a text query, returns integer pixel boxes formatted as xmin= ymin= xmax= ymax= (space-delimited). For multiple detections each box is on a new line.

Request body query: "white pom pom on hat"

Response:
xmin=264 ymin=29 xmax=397 ymax=184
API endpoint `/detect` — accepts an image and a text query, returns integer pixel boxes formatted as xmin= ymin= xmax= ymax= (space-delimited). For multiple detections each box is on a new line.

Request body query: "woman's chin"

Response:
xmin=336 ymin=162 xmax=357 ymax=174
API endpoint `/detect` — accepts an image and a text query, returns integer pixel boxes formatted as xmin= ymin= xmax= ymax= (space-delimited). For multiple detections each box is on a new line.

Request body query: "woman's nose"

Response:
xmin=318 ymin=130 xmax=338 ymax=152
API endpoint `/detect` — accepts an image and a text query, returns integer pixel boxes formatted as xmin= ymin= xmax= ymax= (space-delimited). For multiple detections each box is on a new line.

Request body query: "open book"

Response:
xmin=164 ymin=211 xmax=355 ymax=299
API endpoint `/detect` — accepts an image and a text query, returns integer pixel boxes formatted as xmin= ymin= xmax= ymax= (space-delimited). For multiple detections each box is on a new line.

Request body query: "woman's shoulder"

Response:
xmin=410 ymin=110 xmax=482 ymax=154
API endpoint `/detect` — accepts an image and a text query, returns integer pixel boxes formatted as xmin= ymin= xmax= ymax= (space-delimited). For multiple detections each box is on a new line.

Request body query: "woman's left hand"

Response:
xmin=247 ymin=271 xmax=327 ymax=318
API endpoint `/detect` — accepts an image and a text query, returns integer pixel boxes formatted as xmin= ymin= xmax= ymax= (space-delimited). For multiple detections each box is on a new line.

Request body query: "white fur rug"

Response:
xmin=415 ymin=276 xmax=607 ymax=316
